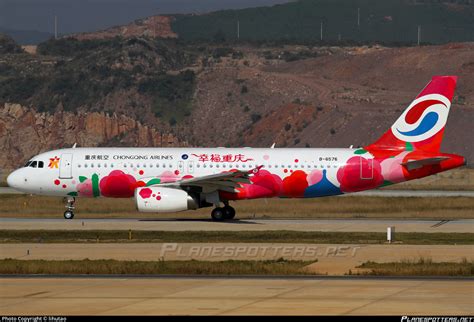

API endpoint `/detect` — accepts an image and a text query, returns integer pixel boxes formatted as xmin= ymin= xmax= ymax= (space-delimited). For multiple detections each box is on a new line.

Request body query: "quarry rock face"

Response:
xmin=0 ymin=103 xmax=185 ymax=170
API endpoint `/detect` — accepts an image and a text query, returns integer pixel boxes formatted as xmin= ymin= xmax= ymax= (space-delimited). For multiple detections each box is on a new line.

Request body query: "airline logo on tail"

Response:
xmin=391 ymin=93 xmax=451 ymax=142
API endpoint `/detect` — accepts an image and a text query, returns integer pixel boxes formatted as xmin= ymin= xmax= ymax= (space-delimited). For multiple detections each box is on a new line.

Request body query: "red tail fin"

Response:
xmin=367 ymin=76 xmax=457 ymax=153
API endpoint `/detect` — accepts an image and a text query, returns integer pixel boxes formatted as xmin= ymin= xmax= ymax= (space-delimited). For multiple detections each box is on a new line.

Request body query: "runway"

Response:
xmin=0 ymin=277 xmax=472 ymax=315
xmin=1 ymin=217 xmax=473 ymax=232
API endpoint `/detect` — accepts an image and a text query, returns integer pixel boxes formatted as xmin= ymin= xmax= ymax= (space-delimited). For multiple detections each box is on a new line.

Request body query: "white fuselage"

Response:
xmin=8 ymin=147 xmax=356 ymax=198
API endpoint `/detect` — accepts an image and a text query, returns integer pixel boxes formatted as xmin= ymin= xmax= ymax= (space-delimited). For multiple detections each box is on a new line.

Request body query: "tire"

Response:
xmin=211 ymin=207 xmax=225 ymax=221
xmin=223 ymin=206 xmax=236 ymax=220
xmin=64 ymin=210 xmax=74 ymax=219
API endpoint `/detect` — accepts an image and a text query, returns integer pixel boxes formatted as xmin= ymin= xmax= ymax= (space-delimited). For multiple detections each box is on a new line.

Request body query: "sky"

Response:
xmin=0 ymin=0 xmax=294 ymax=34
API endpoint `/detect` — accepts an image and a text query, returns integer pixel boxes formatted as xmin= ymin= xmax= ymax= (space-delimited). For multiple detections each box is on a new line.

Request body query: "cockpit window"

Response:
xmin=24 ymin=160 xmax=45 ymax=168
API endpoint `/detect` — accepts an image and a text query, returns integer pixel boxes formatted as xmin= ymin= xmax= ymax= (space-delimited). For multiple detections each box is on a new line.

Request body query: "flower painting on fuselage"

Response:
xmin=54 ymin=146 xmax=463 ymax=200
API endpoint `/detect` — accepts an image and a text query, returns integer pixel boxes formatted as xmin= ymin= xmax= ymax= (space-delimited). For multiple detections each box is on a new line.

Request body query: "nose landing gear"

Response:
xmin=63 ymin=197 xmax=75 ymax=219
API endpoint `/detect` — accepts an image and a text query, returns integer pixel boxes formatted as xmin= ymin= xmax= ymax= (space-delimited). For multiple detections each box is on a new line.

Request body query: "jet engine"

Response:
xmin=135 ymin=187 xmax=198 ymax=213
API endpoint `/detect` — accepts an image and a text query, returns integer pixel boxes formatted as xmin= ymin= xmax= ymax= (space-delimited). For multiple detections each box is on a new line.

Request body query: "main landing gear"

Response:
xmin=63 ymin=196 xmax=75 ymax=219
xmin=211 ymin=203 xmax=236 ymax=221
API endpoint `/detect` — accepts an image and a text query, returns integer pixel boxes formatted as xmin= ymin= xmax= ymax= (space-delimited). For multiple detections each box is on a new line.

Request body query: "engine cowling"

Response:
xmin=135 ymin=187 xmax=198 ymax=213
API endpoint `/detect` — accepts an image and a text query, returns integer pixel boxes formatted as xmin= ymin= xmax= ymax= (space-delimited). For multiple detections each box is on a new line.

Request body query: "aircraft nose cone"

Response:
xmin=7 ymin=171 xmax=20 ymax=189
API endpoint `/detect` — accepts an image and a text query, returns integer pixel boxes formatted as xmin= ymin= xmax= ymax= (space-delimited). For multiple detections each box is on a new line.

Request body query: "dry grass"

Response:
xmin=0 ymin=194 xmax=473 ymax=219
xmin=354 ymin=257 xmax=473 ymax=276
xmin=0 ymin=258 xmax=316 ymax=275
xmin=0 ymin=230 xmax=472 ymax=244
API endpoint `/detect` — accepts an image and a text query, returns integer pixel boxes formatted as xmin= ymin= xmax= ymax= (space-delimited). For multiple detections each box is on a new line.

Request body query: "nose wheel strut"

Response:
xmin=64 ymin=197 xmax=75 ymax=219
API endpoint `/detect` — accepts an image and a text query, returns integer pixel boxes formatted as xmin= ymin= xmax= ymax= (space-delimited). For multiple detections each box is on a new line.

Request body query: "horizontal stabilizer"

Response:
xmin=401 ymin=157 xmax=449 ymax=171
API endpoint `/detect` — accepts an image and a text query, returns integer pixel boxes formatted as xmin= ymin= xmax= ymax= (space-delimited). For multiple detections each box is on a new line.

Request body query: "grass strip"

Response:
xmin=1 ymin=195 xmax=473 ymax=219
xmin=0 ymin=230 xmax=472 ymax=245
xmin=354 ymin=258 xmax=473 ymax=276
xmin=0 ymin=258 xmax=315 ymax=275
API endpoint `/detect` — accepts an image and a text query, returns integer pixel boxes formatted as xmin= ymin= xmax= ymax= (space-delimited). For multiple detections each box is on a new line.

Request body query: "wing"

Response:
xmin=401 ymin=157 xmax=449 ymax=171
xmin=156 ymin=167 xmax=261 ymax=193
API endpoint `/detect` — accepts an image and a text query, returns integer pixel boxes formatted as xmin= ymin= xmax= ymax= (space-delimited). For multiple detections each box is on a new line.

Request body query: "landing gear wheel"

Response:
xmin=223 ymin=206 xmax=236 ymax=220
xmin=211 ymin=207 xmax=225 ymax=221
xmin=64 ymin=210 xmax=74 ymax=219
xmin=64 ymin=196 xmax=76 ymax=220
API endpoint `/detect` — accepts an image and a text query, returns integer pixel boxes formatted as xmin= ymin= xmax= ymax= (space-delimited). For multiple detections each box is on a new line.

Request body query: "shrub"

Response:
xmin=251 ymin=113 xmax=261 ymax=123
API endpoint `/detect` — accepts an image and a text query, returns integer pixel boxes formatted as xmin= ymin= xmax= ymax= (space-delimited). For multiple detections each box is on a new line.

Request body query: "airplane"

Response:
xmin=7 ymin=76 xmax=466 ymax=221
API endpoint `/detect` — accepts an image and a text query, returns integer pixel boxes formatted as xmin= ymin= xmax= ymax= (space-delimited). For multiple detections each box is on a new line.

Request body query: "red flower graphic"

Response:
xmin=337 ymin=156 xmax=383 ymax=192
xmin=99 ymin=170 xmax=138 ymax=198
xmin=139 ymin=188 xmax=153 ymax=199
xmin=282 ymin=170 xmax=308 ymax=197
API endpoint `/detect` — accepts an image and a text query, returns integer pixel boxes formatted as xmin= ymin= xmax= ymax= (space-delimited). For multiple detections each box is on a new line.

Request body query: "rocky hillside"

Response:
xmin=71 ymin=16 xmax=177 ymax=41
xmin=184 ymin=43 xmax=474 ymax=162
xmin=0 ymin=103 xmax=184 ymax=169
xmin=0 ymin=34 xmax=473 ymax=171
